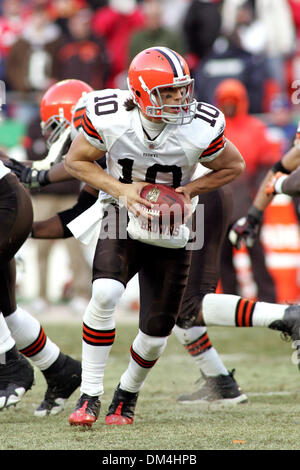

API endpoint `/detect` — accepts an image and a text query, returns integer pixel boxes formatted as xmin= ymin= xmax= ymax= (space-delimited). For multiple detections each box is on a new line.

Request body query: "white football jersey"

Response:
xmin=0 ymin=160 xmax=10 ymax=180
xmin=81 ymin=89 xmax=226 ymax=189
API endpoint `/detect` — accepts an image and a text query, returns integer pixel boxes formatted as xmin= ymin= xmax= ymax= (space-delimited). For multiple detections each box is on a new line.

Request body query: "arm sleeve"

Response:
xmin=57 ymin=189 xmax=98 ymax=238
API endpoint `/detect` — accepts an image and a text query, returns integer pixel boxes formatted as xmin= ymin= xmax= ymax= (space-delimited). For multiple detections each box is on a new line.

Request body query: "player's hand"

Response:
xmin=120 ymin=182 xmax=153 ymax=217
xmin=175 ymin=186 xmax=193 ymax=223
xmin=228 ymin=213 xmax=261 ymax=249
xmin=265 ymin=172 xmax=285 ymax=195
xmin=4 ymin=159 xmax=49 ymax=188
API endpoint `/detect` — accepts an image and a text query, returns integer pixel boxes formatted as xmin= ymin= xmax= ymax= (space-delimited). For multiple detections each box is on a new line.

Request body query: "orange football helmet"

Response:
xmin=40 ymin=79 xmax=93 ymax=147
xmin=127 ymin=47 xmax=196 ymax=124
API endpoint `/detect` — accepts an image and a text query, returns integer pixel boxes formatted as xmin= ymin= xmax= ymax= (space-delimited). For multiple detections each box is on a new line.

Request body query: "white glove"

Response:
xmin=32 ymin=127 xmax=71 ymax=171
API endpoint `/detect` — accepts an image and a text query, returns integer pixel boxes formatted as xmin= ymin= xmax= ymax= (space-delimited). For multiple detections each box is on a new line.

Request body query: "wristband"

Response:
xmin=248 ymin=205 xmax=263 ymax=223
xmin=272 ymin=160 xmax=291 ymax=175
xmin=39 ymin=169 xmax=50 ymax=186
xmin=274 ymin=174 xmax=288 ymax=194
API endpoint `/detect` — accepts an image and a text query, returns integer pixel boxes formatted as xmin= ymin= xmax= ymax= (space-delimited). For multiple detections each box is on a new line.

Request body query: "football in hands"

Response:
xmin=140 ymin=183 xmax=187 ymax=228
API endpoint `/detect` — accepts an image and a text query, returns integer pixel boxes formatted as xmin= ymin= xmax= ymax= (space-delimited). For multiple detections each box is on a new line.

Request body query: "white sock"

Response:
xmin=202 ymin=293 xmax=286 ymax=327
xmin=120 ymin=330 xmax=168 ymax=393
xmin=5 ymin=306 xmax=59 ymax=370
xmin=80 ymin=278 xmax=124 ymax=396
xmin=173 ymin=325 xmax=228 ymax=376
xmin=0 ymin=313 xmax=15 ymax=355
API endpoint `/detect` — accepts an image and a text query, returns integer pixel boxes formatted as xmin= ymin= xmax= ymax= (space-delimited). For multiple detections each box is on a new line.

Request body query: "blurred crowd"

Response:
xmin=1 ymin=0 xmax=300 ymax=116
xmin=1 ymin=0 xmax=300 ymax=308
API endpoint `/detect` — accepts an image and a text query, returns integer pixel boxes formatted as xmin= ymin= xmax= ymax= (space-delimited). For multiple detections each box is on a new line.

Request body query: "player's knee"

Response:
xmin=91 ymin=278 xmax=124 ymax=310
xmin=83 ymin=278 xmax=124 ymax=328
xmin=145 ymin=314 xmax=176 ymax=337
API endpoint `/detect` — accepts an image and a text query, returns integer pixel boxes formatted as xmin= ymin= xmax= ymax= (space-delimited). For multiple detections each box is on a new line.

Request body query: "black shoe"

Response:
xmin=34 ymin=353 xmax=81 ymax=417
xmin=69 ymin=393 xmax=101 ymax=427
xmin=0 ymin=345 xmax=34 ymax=410
xmin=177 ymin=369 xmax=248 ymax=405
xmin=270 ymin=305 xmax=300 ymax=368
xmin=105 ymin=384 xmax=139 ymax=425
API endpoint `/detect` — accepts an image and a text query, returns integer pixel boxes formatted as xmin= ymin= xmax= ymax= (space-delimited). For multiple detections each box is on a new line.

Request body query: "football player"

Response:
xmin=62 ymin=46 xmax=245 ymax=427
xmin=4 ymin=79 xmax=104 ymax=239
xmin=175 ymin=129 xmax=300 ymax=404
xmin=228 ymin=129 xmax=300 ymax=249
xmin=7 ymin=79 xmax=247 ymax=408
xmin=0 ymin=80 xmax=96 ymax=415
xmin=0 ymin=157 xmax=81 ymax=414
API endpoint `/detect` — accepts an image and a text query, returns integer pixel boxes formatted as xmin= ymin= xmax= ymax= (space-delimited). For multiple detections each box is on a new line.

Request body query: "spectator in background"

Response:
xmin=155 ymin=0 xmax=191 ymax=33
xmin=224 ymin=1 xmax=267 ymax=56
xmin=193 ymin=28 xmax=274 ymax=114
xmin=267 ymin=94 xmax=298 ymax=154
xmin=0 ymin=0 xmax=31 ymax=83
xmin=91 ymin=0 xmax=144 ymax=87
xmin=52 ymin=7 xmax=110 ymax=89
xmin=222 ymin=0 xmax=296 ymax=94
xmin=288 ymin=0 xmax=300 ymax=43
xmin=47 ymin=0 xmax=88 ymax=35
xmin=85 ymin=0 xmax=108 ymax=10
xmin=285 ymin=0 xmax=300 ymax=101
xmin=182 ymin=0 xmax=222 ymax=71
xmin=128 ymin=0 xmax=185 ymax=63
xmin=255 ymin=0 xmax=295 ymax=92
xmin=5 ymin=1 xmax=64 ymax=94
xmin=215 ymin=78 xmax=279 ymax=302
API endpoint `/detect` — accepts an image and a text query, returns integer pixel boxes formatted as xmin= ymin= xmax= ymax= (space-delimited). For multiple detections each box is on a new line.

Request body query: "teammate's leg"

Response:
xmin=174 ymin=187 xmax=247 ymax=404
xmin=0 ymin=311 xmax=34 ymax=410
xmin=0 ymin=173 xmax=81 ymax=415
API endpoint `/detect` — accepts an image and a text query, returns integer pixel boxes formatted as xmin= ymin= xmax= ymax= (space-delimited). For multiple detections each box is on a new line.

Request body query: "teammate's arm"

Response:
xmin=32 ymin=185 xmax=99 ymax=239
xmin=4 ymin=160 xmax=74 ymax=188
xmin=229 ymin=139 xmax=300 ymax=248
xmin=176 ymin=140 xmax=245 ymax=199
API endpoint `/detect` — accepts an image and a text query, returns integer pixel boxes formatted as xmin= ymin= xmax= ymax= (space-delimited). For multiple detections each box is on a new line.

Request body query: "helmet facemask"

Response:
xmin=148 ymin=79 xmax=197 ymax=124
xmin=131 ymin=75 xmax=197 ymax=125
xmin=41 ymin=110 xmax=70 ymax=149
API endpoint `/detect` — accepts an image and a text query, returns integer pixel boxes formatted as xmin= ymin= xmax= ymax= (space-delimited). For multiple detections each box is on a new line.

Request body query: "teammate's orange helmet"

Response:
xmin=40 ymin=79 xmax=93 ymax=147
xmin=127 ymin=47 xmax=196 ymax=124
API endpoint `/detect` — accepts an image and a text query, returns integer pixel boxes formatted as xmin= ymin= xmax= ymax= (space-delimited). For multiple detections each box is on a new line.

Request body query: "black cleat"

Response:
xmin=69 ymin=393 xmax=101 ymax=427
xmin=177 ymin=369 xmax=248 ymax=406
xmin=0 ymin=345 xmax=34 ymax=410
xmin=34 ymin=353 xmax=81 ymax=417
xmin=270 ymin=305 xmax=300 ymax=368
xmin=105 ymin=384 xmax=139 ymax=425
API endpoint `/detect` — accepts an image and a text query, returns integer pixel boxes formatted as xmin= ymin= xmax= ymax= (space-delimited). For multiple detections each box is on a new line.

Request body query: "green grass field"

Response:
xmin=1 ymin=316 xmax=300 ymax=452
